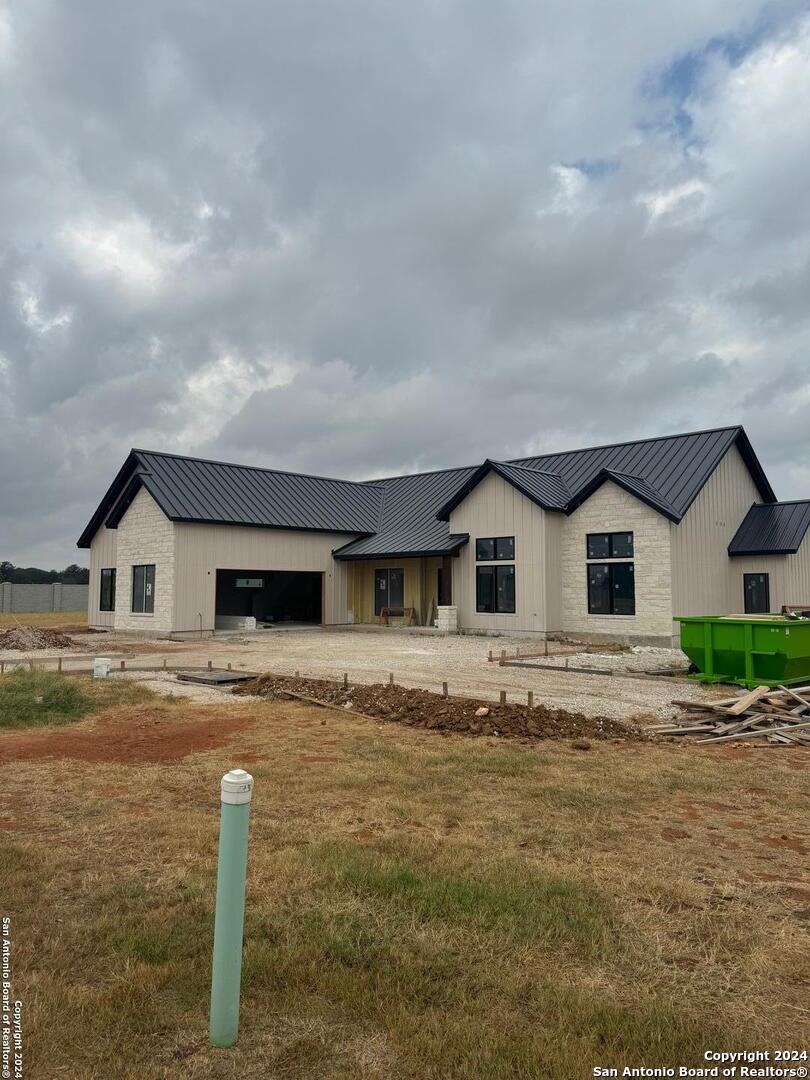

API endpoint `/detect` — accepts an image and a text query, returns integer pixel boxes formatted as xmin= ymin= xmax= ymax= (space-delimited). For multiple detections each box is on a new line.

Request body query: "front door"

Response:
xmin=744 ymin=573 xmax=770 ymax=614
xmin=375 ymin=568 xmax=405 ymax=615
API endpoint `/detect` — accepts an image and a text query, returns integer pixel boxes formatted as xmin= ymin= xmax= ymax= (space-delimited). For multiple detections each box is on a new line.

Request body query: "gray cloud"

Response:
xmin=2 ymin=0 xmax=810 ymax=564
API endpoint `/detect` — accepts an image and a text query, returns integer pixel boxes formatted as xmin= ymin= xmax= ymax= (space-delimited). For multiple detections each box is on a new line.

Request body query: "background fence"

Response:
xmin=0 ymin=582 xmax=88 ymax=613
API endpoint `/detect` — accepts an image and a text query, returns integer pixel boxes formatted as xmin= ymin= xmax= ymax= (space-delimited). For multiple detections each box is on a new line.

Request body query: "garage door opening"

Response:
xmin=215 ymin=570 xmax=323 ymax=630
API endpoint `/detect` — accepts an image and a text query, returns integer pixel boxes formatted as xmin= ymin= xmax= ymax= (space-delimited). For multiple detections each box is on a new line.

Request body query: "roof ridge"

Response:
xmin=509 ymin=425 xmax=742 ymax=463
xmin=132 ymin=448 xmax=386 ymax=490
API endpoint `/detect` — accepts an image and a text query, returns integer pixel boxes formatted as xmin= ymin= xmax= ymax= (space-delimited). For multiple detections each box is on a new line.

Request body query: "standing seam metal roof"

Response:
xmin=728 ymin=501 xmax=810 ymax=555
xmin=78 ymin=427 xmax=777 ymax=557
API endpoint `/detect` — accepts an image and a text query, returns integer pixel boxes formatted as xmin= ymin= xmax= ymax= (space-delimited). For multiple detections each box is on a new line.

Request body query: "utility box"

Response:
xmin=675 ymin=615 xmax=810 ymax=689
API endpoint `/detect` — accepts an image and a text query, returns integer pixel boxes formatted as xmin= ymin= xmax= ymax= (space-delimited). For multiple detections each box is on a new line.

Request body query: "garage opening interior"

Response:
xmin=215 ymin=569 xmax=323 ymax=630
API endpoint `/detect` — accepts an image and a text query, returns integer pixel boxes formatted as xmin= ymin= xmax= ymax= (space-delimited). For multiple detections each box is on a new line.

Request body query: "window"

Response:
xmin=476 ymin=565 xmax=516 ymax=614
xmin=588 ymin=563 xmax=635 ymax=615
xmin=587 ymin=532 xmax=634 ymax=559
xmin=475 ymin=536 xmax=515 ymax=561
xmin=744 ymin=573 xmax=770 ymax=614
xmin=99 ymin=568 xmax=116 ymax=612
xmin=131 ymin=564 xmax=156 ymax=614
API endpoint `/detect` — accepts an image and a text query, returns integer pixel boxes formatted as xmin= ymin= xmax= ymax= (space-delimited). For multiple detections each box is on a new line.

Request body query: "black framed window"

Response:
xmin=132 ymin=564 xmax=156 ymax=614
xmin=588 ymin=563 xmax=635 ymax=615
xmin=476 ymin=565 xmax=516 ymax=614
xmin=744 ymin=573 xmax=770 ymax=614
xmin=475 ymin=536 xmax=515 ymax=561
xmin=99 ymin=568 xmax=116 ymax=612
xmin=586 ymin=532 xmax=633 ymax=559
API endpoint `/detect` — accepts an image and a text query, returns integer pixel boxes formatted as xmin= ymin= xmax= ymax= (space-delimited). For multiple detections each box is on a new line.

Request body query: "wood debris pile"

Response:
xmin=653 ymin=684 xmax=810 ymax=744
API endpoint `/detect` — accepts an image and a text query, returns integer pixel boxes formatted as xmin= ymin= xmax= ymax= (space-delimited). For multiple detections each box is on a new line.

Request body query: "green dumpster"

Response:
xmin=675 ymin=615 xmax=810 ymax=689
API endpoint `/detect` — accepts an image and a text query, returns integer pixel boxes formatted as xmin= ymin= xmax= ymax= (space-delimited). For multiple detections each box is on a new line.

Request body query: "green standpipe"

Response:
xmin=209 ymin=768 xmax=254 ymax=1048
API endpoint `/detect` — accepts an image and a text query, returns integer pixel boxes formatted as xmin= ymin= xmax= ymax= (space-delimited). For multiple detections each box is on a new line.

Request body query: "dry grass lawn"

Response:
xmin=1 ymin=673 xmax=809 ymax=1078
xmin=0 ymin=610 xmax=88 ymax=633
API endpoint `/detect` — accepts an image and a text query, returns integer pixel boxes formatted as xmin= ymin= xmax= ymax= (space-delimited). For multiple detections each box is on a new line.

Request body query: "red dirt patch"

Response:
xmin=0 ymin=705 xmax=254 ymax=764
xmin=763 ymin=834 xmax=808 ymax=855
xmin=236 ymin=674 xmax=640 ymax=742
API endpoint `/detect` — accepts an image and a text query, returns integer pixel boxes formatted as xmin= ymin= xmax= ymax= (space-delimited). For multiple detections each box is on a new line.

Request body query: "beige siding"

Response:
xmin=114 ymin=488 xmax=175 ymax=633
xmin=669 ymin=443 xmax=810 ymax=622
xmin=172 ymin=523 xmax=356 ymax=633
xmin=346 ymin=557 xmax=442 ymax=624
xmin=560 ymin=481 xmax=673 ymax=642
xmin=449 ymin=472 xmax=552 ymax=633
xmin=87 ymin=526 xmax=118 ymax=629
xmin=671 ymin=444 xmax=762 ymax=617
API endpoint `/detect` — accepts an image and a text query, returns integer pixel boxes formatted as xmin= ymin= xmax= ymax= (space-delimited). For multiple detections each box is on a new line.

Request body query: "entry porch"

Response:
xmin=345 ymin=556 xmax=454 ymax=627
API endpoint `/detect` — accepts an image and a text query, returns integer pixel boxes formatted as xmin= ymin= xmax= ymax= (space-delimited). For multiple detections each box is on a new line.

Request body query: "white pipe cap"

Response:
xmin=221 ymin=768 xmax=254 ymax=805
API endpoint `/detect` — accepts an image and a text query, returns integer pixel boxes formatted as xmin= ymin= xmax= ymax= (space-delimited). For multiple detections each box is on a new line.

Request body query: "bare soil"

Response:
xmin=237 ymin=672 xmax=641 ymax=741
xmin=0 ymin=702 xmax=256 ymax=764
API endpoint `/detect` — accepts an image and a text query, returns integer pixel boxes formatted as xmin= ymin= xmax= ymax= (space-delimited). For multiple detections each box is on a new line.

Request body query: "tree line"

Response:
xmin=0 ymin=562 xmax=90 ymax=584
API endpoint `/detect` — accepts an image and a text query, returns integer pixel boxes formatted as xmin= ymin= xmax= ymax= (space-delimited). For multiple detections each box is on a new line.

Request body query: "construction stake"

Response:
xmin=499 ymin=690 xmax=506 ymax=705
xmin=442 ymin=681 xmax=448 ymax=698
xmin=389 ymin=672 xmax=395 ymax=686
xmin=343 ymin=672 xmax=348 ymax=689
xmin=527 ymin=691 xmax=533 ymax=708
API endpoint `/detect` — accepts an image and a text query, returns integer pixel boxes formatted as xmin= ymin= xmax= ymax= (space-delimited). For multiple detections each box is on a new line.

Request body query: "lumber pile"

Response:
xmin=652 ymin=684 xmax=810 ymax=744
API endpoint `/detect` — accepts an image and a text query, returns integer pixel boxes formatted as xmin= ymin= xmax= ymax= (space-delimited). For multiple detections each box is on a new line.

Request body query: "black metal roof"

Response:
xmin=728 ymin=501 xmax=810 ymax=556
xmin=333 ymin=465 xmax=477 ymax=560
xmin=79 ymin=426 xmax=778 ymax=558
xmin=512 ymin=426 xmax=774 ymax=520
xmin=77 ymin=449 xmax=383 ymax=547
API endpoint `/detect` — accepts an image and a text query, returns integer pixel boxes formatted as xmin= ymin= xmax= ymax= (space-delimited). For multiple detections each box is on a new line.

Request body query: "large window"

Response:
xmin=99 ymin=568 xmax=116 ymax=612
xmin=586 ymin=532 xmax=634 ymax=559
xmin=476 ymin=565 xmax=516 ymax=614
xmin=475 ymin=536 xmax=515 ymax=561
xmin=131 ymin=564 xmax=156 ymax=614
xmin=588 ymin=563 xmax=635 ymax=615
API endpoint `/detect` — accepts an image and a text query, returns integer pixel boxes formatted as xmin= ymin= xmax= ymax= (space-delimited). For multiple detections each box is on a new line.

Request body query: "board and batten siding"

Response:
xmin=172 ymin=522 xmax=356 ymax=634
xmin=672 ymin=443 xmax=810 ymax=620
xmin=346 ymin=557 xmax=442 ymax=625
xmin=449 ymin=471 xmax=553 ymax=633
xmin=87 ymin=525 xmax=118 ymax=628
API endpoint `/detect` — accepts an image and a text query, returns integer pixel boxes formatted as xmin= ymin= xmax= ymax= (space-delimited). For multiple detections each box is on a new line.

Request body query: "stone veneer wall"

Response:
xmin=114 ymin=488 xmax=175 ymax=633
xmin=559 ymin=481 xmax=674 ymax=643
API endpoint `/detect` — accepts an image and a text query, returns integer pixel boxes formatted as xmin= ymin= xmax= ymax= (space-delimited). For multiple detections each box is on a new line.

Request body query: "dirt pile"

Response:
xmin=236 ymin=673 xmax=640 ymax=741
xmin=0 ymin=627 xmax=76 ymax=650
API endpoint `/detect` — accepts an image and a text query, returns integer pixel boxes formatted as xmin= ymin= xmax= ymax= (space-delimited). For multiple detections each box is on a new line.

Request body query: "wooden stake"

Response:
xmin=163 ymin=658 xmax=167 ymax=670
xmin=120 ymin=660 xmax=126 ymax=670
xmin=442 ymin=681 xmax=448 ymax=698
xmin=488 ymin=649 xmax=493 ymax=662
xmin=389 ymin=672 xmax=394 ymax=686
xmin=57 ymin=657 xmax=62 ymax=673
xmin=29 ymin=659 xmax=34 ymax=671
xmin=227 ymin=662 xmax=232 ymax=671
xmin=527 ymin=691 xmax=533 ymax=708
xmin=499 ymin=650 xmax=506 ymax=667
xmin=207 ymin=660 xmax=213 ymax=671
xmin=0 ymin=661 xmax=4 ymax=675
xmin=343 ymin=672 xmax=348 ymax=688
xmin=295 ymin=670 xmax=300 ymax=678
xmin=499 ymin=690 xmax=506 ymax=705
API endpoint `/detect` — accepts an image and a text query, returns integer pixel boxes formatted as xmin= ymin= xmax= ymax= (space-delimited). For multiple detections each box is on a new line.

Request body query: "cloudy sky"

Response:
xmin=2 ymin=0 xmax=810 ymax=566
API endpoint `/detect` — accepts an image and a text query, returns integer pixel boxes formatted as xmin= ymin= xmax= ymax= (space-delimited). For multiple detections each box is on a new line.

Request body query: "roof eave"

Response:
xmin=435 ymin=460 xmax=566 ymax=521
xmin=565 ymin=472 xmax=681 ymax=523
xmin=333 ymin=535 xmax=470 ymax=561
xmin=728 ymin=547 xmax=798 ymax=557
